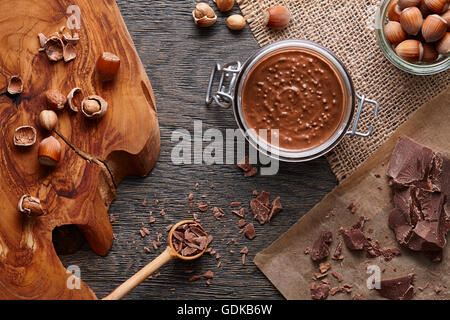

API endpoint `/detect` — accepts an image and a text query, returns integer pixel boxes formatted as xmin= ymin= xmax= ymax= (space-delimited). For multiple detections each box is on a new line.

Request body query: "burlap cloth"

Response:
xmin=237 ymin=0 xmax=450 ymax=181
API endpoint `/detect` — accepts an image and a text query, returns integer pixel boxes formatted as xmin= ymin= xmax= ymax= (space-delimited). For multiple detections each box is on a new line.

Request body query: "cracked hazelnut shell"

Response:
xmin=67 ymin=87 xmax=82 ymax=112
xmin=193 ymin=3 xmax=217 ymax=27
xmin=81 ymin=95 xmax=108 ymax=119
xmin=14 ymin=126 xmax=37 ymax=147
xmin=43 ymin=36 xmax=64 ymax=62
xmin=38 ymin=136 xmax=61 ymax=166
xmin=7 ymin=75 xmax=23 ymax=95
xmin=18 ymin=195 xmax=45 ymax=217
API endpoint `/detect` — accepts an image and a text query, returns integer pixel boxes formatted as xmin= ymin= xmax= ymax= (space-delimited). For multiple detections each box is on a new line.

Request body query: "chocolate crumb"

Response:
xmin=197 ymin=202 xmax=209 ymax=212
xmin=304 ymin=247 xmax=311 ymax=255
xmin=240 ymin=246 xmax=248 ymax=254
xmin=243 ymin=223 xmax=256 ymax=240
xmin=347 ymin=202 xmax=357 ymax=214
xmin=319 ymin=263 xmax=331 ymax=274
xmin=109 ymin=214 xmax=116 ymax=223
xmin=238 ymin=219 xmax=246 ymax=228
xmin=331 ymin=270 xmax=343 ymax=282
xmin=189 ymin=275 xmax=201 ymax=282
xmin=160 ymin=209 xmax=165 ymax=216
xmin=230 ymin=201 xmax=241 ymax=207
xmin=203 ymin=270 xmax=214 ymax=279
xmin=310 ymin=282 xmax=330 ymax=300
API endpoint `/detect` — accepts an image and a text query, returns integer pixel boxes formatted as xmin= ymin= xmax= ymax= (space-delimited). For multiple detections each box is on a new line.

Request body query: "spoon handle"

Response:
xmin=103 ymin=246 xmax=175 ymax=300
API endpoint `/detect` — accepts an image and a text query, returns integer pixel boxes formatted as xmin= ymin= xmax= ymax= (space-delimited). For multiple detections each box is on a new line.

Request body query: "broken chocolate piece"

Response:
xmin=376 ymin=273 xmax=415 ymax=300
xmin=387 ymin=136 xmax=450 ymax=261
xmin=310 ymin=230 xmax=333 ymax=262
xmin=310 ymin=282 xmax=330 ymax=300
xmin=268 ymin=196 xmax=282 ymax=222
xmin=340 ymin=228 xmax=367 ymax=251
xmin=250 ymin=198 xmax=270 ymax=225
xmin=237 ymin=156 xmax=258 ymax=177
xmin=243 ymin=223 xmax=256 ymax=240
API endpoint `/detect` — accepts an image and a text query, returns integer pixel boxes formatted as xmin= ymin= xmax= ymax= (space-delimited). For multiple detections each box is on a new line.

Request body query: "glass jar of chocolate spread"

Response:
xmin=206 ymin=40 xmax=379 ymax=162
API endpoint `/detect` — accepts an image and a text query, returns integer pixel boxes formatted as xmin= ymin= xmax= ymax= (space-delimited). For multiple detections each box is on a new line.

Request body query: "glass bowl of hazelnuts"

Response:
xmin=376 ymin=0 xmax=449 ymax=75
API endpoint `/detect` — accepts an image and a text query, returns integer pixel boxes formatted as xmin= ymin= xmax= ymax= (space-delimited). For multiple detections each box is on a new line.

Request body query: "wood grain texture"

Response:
xmin=0 ymin=0 xmax=159 ymax=299
xmin=57 ymin=0 xmax=339 ymax=300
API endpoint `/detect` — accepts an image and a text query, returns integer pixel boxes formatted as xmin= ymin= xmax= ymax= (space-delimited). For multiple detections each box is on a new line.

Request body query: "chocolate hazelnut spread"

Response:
xmin=241 ymin=49 xmax=346 ymax=151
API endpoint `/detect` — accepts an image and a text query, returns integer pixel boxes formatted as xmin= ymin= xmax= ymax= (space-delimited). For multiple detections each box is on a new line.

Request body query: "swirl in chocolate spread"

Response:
xmin=241 ymin=49 xmax=345 ymax=151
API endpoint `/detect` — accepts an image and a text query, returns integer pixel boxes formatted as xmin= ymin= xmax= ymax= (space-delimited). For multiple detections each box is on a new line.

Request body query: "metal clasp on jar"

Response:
xmin=346 ymin=92 xmax=379 ymax=137
xmin=205 ymin=61 xmax=242 ymax=109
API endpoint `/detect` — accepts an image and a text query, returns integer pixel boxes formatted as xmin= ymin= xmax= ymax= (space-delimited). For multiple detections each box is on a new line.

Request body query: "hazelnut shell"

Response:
xmin=193 ymin=3 xmax=217 ymax=27
xmin=14 ymin=126 xmax=37 ymax=147
xmin=81 ymin=95 xmax=108 ymax=119
xmin=263 ymin=6 xmax=292 ymax=30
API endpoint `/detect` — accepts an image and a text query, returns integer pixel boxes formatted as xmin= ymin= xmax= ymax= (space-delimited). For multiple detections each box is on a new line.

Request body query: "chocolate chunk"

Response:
xmin=340 ymin=228 xmax=367 ymax=250
xmin=310 ymin=282 xmax=330 ymax=300
xmin=387 ymin=137 xmax=450 ymax=261
xmin=319 ymin=263 xmax=331 ymax=274
xmin=237 ymin=219 xmax=246 ymax=228
xmin=332 ymin=240 xmax=344 ymax=260
xmin=255 ymin=191 xmax=271 ymax=207
xmin=310 ymin=230 xmax=333 ymax=262
xmin=243 ymin=223 xmax=256 ymax=240
xmin=268 ymin=196 xmax=282 ymax=222
xmin=250 ymin=198 xmax=270 ymax=225
xmin=387 ymin=136 xmax=434 ymax=189
xmin=197 ymin=202 xmax=209 ymax=212
xmin=376 ymin=273 xmax=415 ymax=300
xmin=331 ymin=271 xmax=343 ymax=282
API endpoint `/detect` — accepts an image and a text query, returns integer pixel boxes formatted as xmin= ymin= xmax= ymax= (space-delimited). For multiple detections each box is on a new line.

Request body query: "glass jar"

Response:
xmin=206 ymin=40 xmax=378 ymax=162
xmin=375 ymin=0 xmax=450 ymax=75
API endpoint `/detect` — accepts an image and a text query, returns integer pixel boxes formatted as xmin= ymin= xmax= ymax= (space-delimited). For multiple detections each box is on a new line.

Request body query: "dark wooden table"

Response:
xmin=59 ymin=0 xmax=338 ymax=299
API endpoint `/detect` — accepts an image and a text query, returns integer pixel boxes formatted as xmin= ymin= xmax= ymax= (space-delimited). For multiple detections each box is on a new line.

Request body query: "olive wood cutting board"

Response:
xmin=0 ymin=0 xmax=160 ymax=299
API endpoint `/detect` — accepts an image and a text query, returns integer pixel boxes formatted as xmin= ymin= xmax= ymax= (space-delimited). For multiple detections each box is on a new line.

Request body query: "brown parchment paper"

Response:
xmin=254 ymin=87 xmax=450 ymax=300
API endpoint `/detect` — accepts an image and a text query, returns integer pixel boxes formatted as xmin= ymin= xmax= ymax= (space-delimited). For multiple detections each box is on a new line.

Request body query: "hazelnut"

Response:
xmin=436 ymin=32 xmax=450 ymax=54
xmin=398 ymin=0 xmax=421 ymax=10
xmin=193 ymin=3 xmax=217 ymax=27
xmin=96 ymin=52 xmax=121 ymax=81
xmin=441 ymin=10 xmax=450 ymax=30
xmin=18 ymin=195 xmax=45 ymax=217
xmin=421 ymin=42 xmax=439 ymax=61
xmin=422 ymin=14 xmax=448 ymax=42
xmin=424 ymin=0 xmax=448 ymax=13
xmin=226 ymin=14 xmax=246 ymax=31
xmin=39 ymin=110 xmax=58 ymax=131
xmin=38 ymin=135 xmax=61 ymax=166
xmin=14 ymin=126 xmax=37 ymax=147
xmin=384 ymin=21 xmax=407 ymax=44
xmin=388 ymin=0 xmax=403 ymax=22
xmin=7 ymin=75 xmax=23 ymax=95
xmin=395 ymin=39 xmax=423 ymax=62
xmin=263 ymin=6 xmax=292 ymax=30
xmin=400 ymin=6 xmax=424 ymax=35
xmin=45 ymin=89 xmax=67 ymax=110
xmin=81 ymin=95 xmax=108 ymax=119
xmin=214 ymin=0 xmax=234 ymax=12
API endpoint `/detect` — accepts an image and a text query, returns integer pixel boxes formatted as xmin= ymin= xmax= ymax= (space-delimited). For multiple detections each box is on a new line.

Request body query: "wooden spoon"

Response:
xmin=103 ymin=220 xmax=207 ymax=300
